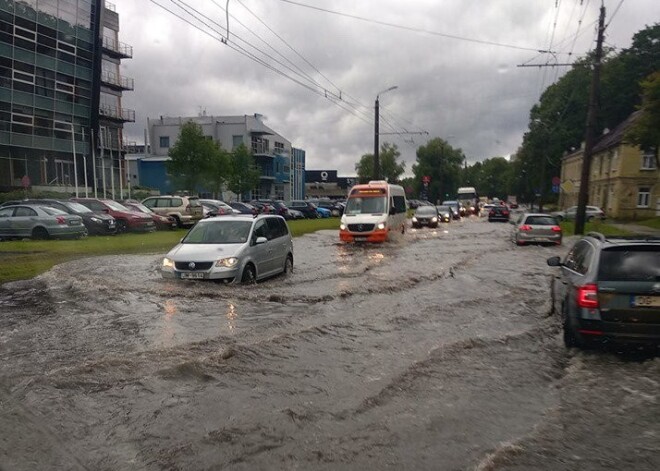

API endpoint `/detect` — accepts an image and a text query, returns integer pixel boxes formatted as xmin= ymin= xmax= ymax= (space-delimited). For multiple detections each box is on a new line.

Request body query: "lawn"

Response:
xmin=0 ymin=218 xmax=340 ymax=285
xmin=559 ymin=220 xmax=632 ymax=236
xmin=637 ymin=217 xmax=660 ymax=230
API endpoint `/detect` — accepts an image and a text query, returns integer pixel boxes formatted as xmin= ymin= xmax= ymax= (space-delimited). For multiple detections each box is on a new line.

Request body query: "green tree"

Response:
xmin=626 ymin=71 xmax=660 ymax=167
xmin=227 ymin=143 xmax=260 ymax=201
xmin=412 ymin=138 xmax=464 ymax=203
xmin=355 ymin=143 xmax=406 ymax=183
xmin=166 ymin=121 xmax=218 ymax=193
xmin=204 ymin=143 xmax=231 ymax=199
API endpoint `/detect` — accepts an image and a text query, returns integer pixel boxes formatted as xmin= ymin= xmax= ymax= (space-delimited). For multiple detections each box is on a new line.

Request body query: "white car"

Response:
xmin=552 ymin=206 xmax=606 ymax=222
xmin=162 ymin=215 xmax=294 ymax=284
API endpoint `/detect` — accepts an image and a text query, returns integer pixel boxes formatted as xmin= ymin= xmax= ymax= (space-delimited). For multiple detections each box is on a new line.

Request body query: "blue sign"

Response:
xmin=552 ymin=185 xmax=560 ymax=194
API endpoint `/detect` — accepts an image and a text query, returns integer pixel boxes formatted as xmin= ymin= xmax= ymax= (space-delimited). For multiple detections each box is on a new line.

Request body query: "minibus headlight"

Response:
xmin=340 ymin=223 xmax=346 ymax=230
xmin=377 ymin=222 xmax=386 ymax=230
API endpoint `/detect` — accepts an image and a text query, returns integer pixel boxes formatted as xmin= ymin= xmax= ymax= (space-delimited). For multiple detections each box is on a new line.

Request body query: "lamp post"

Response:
xmin=374 ymin=85 xmax=398 ymax=180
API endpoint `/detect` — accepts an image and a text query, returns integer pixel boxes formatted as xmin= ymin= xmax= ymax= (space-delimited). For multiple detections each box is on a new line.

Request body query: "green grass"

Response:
xmin=0 ymin=218 xmax=340 ymax=285
xmin=559 ymin=220 xmax=632 ymax=236
xmin=637 ymin=218 xmax=660 ymax=230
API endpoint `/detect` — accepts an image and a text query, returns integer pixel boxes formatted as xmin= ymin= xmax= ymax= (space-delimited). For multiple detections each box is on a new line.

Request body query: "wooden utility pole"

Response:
xmin=575 ymin=2 xmax=606 ymax=235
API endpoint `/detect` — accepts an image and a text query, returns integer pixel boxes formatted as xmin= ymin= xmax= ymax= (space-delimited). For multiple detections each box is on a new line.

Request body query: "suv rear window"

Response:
xmin=598 ymin=246 xmax=660 ymax=281
xmin=188 ymin=198 xmax=201 ymax=207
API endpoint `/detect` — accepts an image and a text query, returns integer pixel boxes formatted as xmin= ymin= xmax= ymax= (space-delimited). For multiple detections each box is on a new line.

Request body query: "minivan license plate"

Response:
xmin=181 ymin=272 xmax=205 ymax=279
xmin=632 ymin=295 xmax=660 ymax=307
xmin=354 ymin=236 xmax=367 ymax=242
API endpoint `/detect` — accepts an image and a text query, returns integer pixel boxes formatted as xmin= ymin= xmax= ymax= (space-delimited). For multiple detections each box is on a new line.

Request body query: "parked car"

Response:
xmin=442 ymin=200 xmax=462 ymax=219
xmin=411 ymin=206 xmax=439 ymax=228
xmin=72 ymin=198 xmax=155 ymax=233
xmin=511 ymin=213 xmax=562 ymax=246
xmin=488 ymin=205 xmax=510 ymax=222
xmin=256 ymin=200 xmax=289 ymax=219
xmin=316 ymin=206 xmax=331 ymax=218
xmin=547 ymin=232 xmax=660 ymax=349
xmin=552 ymin=205 xmax=606 ymax=222
xmin=123 ymin=201 xmax=177 ymax=230
xmin=0 ymin=204 xmax=86 ymax=240
xmin=288 ymin=200 xmax=319 ymax=219
xmin=249 ymin=201 xmax=272 ymax=214
xmin=161 ymin=214 xmax=294 ymax=284
xmin=435 ymin=205 xmax=453 ymax=223
xmin=287 ymin=208 xmax=305 ymax=219
xmin=310 ymin=199 xmax=343 ymax=216
xmin=0 ymin=198 xmax=116 ymax=235
xmin=228 ymin=201 xmax=258 ymax=215
xmin=141 ymin=195 xmax=204 ymax=227
xmin=199 ymin=199 xmax=237 ymax=218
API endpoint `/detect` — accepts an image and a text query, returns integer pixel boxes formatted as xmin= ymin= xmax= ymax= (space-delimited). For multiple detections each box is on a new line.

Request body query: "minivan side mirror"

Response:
xmin=255 ymin=236 xmax=268 ymax=245
xmin=547 ymin=256 xmax=562 ymax=267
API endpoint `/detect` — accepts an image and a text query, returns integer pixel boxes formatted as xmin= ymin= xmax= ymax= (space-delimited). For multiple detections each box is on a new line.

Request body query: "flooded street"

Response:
xmin=1 ymin=217 xmax=658 ymax=470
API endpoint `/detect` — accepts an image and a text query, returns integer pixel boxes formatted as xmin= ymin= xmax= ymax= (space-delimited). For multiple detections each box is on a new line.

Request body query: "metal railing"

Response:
xmin=99 ymin=104 xmax=135 ymax=122
xmin=101 ymin=71 xmax=134 ymax=90
xmin=102 ymin=36 xmax=133 ymax=58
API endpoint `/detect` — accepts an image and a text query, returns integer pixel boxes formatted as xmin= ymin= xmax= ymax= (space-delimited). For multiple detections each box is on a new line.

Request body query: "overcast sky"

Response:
xmin=116 ymin=0 xmax=659 ymax=176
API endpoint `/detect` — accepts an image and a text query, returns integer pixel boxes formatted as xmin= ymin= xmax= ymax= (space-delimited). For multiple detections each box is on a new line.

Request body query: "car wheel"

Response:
xmin=516 ymin=239 xmax=525 ymax=246
xmin=77 ymin=228 xmax=89 ymax=239
xmin=241 ymin=263 xmax=256 ymax=284
xmin=555 ymin=215 xmax=563 ymax=222
xmin=116 ymin=219 xmax=128 ymax=233
xmin=31 ymin=227 xmax=49 ymax=240
xmin=283 ymin=254 xmax=293 ymax=276
xmin=587 ymin=215 xmax=594 ymax=222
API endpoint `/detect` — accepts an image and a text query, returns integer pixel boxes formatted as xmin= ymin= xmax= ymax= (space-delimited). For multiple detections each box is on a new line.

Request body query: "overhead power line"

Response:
xmin=278 ymin=0 xmax=558 ymax=53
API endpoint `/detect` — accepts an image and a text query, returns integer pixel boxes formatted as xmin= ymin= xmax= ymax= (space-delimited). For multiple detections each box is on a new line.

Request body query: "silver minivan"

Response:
xmin=161 ymin=214 xmax=293 ymax=283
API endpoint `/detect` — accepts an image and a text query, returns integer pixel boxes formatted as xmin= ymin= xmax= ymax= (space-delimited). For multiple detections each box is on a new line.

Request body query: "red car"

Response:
xmin=71 ymin=198 xmax=155 ymax=233
xmin=123 ymin=201 xmax=177 ymax=230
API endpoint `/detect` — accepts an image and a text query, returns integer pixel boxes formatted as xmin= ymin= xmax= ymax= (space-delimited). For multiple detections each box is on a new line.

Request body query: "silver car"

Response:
xmin=511 ymin=213 xmax=562 ymax=246
xmin=161 ymin=214 xmax=294 ymax=283
xmin=0 ymin=204 xmax=86 ymax=240
xmin=551 ymin=205 xmax=606 ymax=222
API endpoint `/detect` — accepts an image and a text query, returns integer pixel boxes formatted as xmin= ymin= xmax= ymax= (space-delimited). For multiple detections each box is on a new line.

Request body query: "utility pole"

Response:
xmin=575 ymin=2 xmax=606 ymax=235
xmin=374 ymin=96 xmax=380 ymax=180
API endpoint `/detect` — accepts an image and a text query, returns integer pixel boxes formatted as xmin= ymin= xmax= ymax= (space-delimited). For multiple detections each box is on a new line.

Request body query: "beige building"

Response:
xmin=559 ymin=112 xmax=659 ymax=220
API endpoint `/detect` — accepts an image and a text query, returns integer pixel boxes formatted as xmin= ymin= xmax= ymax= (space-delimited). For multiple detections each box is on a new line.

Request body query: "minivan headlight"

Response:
xmin=162 ymin=257 xmax=174 ymax=269
xmin=377 ymin=222 xmax=386 ymax=230
xmin=340 ymin=223 xmax=346 ymax=230
xmin=216 ymin=257 xmax=238 ymax=268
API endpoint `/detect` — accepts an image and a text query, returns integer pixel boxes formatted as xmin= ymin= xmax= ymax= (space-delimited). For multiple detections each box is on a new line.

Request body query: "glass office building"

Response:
xmin=0 ymin=0 xmax=133 ymax=196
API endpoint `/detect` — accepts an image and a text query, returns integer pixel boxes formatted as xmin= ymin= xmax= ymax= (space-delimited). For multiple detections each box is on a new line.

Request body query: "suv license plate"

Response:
xmin=632 ymin=295 xmax=660 ymax=307
xmin=181 ymin=272 xmax=205 ymax=280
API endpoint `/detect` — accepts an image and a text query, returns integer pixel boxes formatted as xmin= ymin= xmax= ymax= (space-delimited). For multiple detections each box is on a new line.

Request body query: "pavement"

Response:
xmin=607 ymin=220 xmax=660 ymax=236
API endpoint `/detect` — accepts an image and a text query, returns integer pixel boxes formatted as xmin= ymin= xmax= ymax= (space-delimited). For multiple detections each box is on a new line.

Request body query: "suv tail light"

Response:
xmin=519 ymin=224 xmax=532 ymax=231
xmin=576 ymin=284 xmax=599 ymax=308
xmin=551 ymin=226 xmax=562 ymax=232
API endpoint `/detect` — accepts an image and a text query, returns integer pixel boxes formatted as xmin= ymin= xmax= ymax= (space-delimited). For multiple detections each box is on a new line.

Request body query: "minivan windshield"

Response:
xmin=344 ymin=196 xmax=386 ymax=215
xmin=183 ymin=220 xmax=253 ymax=244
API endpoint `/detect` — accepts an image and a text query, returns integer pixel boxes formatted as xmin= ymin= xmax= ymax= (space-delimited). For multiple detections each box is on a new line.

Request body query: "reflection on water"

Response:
xmin=226 ymin=302 xmax=237 ymax=332
xmin=160 ymin=299 xmax=178 ymax=347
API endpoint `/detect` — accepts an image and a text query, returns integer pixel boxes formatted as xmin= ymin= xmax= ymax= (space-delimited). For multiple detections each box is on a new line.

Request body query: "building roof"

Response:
xmin=593 ymin=110 xmax=642 ymax=153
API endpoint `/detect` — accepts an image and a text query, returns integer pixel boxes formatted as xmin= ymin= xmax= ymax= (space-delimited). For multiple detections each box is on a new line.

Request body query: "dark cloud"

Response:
xmin=118 ymin=0 xmax=658 ymax=175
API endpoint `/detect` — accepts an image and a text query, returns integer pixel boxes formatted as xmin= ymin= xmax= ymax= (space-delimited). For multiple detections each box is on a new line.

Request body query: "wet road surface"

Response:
xmin=1 ymin=217 xmax=658 ymax=470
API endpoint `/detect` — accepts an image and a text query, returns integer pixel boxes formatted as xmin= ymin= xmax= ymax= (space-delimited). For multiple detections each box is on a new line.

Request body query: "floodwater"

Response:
xmin=1 ymin=216 xmax=658 ymax=470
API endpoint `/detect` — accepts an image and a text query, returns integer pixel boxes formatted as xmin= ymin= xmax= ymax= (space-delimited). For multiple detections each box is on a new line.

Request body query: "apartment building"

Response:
xmin=0 ymin=0 xmax=133 ymax=197
xmin=145 ymin=114 xmax=303 ymax=201
xmin=559 ymin=111 xmax=659 ymax=219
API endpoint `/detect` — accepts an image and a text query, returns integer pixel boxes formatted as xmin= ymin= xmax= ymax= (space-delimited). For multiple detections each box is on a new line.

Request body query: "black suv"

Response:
xmin=547 ymin=232 xmax=660 ymax=349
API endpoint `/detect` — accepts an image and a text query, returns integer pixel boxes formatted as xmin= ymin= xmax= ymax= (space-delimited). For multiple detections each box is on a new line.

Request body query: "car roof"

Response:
xmin=584 ymin=232 xmax=660 ymax=246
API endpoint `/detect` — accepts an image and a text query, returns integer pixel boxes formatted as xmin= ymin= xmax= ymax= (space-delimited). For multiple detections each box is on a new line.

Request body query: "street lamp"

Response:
xmin=374 ymin=85 xmax=398 ymax=180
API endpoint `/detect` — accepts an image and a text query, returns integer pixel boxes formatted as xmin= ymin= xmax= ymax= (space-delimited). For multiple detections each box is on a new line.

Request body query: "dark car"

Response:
xmin=229 ymin=201 xmax=258 ymax=215
xmin=288 ymin=200 xmax=320 ymax=219
xmin=411 ymin=205 xmax=440 ymax=228
xmin=547 ymin=232 xmax=660 ymax=349
xmin=123 ymin=201 xmax=177 ymax=230
xmin=488 ymin=205 xmax=510 ymax=222
xmin=0 ymin=198 xmax=116 ymax=235
xmin=257 ymin=200 xmax=289 ymax=219
xmin=249 ymin=201 xmax=272 ymax=214
xmin=72 ymin=198 xmax=155 ymax=233
xmin=442 ymin=200 xmax=462 ymax=219
xmin=435 ymin=205 xmax=452 ymax=223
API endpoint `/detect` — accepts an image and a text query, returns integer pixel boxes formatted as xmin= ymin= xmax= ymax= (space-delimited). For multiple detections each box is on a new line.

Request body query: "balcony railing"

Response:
xmin=102 ymin=36 xmax=133 ymax=59
xmin=99 ymin=104 xmax=135 ymax=122
xmin=101 ymin=71 xmax=134 ymax=90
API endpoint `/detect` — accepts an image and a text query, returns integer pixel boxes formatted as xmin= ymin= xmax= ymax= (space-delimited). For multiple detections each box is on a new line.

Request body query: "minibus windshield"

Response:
xmin=344 ymin=196 xmax=386 ymax=215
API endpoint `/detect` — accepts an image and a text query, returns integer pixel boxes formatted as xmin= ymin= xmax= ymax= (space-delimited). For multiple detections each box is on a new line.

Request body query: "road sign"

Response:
xmin=560 ymin=180 xmax=576 ymax=193
xmin=552 ymin=185 xmax=560 ymax=194
xmin=422 ymin=175 xmax=431 ymax=184
xmin=552 ymin=176 xmax=561 ymax=185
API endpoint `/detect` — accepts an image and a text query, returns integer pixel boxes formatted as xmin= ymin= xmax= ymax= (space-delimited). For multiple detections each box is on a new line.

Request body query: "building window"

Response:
xmin=232 ymin=135 xmax=243 ymax=149
xmin=637 ymin=187 xmax=651 ymax=208
xmin=160 ymin=136 xmax=170 ymax=148
xmin=641 ymin=149 xmax=657 ymax=170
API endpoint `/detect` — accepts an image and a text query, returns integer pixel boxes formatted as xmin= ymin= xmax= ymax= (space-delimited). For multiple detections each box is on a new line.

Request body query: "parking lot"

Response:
xmin=1 ymin=216 xmax=658 ymax=470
